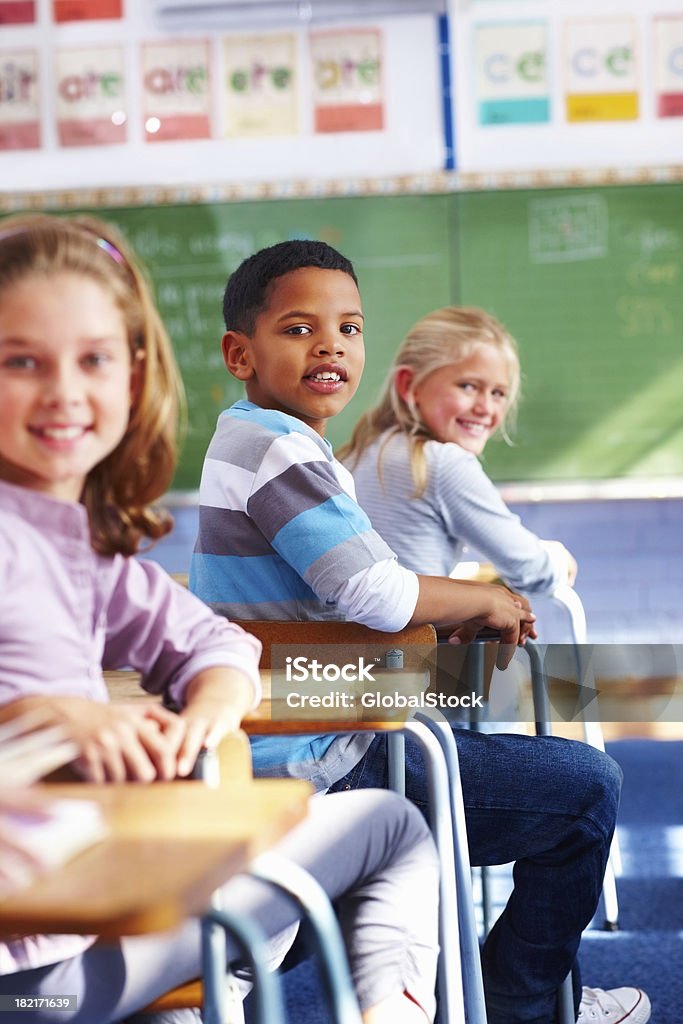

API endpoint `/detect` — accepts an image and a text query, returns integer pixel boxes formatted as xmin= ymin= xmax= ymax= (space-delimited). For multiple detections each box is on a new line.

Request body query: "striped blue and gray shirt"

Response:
xmin=190 ymin=400 xmax=418 ymax=789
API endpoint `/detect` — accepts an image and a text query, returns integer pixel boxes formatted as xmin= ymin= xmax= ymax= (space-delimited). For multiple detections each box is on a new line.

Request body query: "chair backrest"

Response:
xmin=231 ymin=620 xmax=437 ymax=671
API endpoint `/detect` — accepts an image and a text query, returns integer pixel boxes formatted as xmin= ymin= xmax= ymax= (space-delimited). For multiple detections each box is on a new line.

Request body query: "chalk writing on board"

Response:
xmin=186 ymin=231 xmax=254 ymax=262
xmin=615 ymin=295 xmax=675 ymax=337
xmin=155 ymin=279 xmax=225 ymax=369
xmin=626 ymin=221 xmax=680 ymax=258
xmin=126 ymin=226 xmax=183 ymax=261
xmin=354 ymin=253 xmax=444 ymax=270
xmin=627 ymin=261 xmax=679 ymax=287
xmin=528 ymin=194 xmax=608 ymax=263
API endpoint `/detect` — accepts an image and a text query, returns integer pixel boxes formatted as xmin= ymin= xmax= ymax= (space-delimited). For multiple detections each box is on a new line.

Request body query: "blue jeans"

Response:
xmin=329 ymin=729 xmax=622 ymax=1024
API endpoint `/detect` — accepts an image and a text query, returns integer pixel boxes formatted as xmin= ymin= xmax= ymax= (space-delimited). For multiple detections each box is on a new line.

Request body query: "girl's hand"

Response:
xmin=176 ymin=701 xmax=243 ymax=777
xmin=176 ymin=667 xmax=256 ymax=777
xmin=541 ymin=540 xmax=578 ymax=587
xmin=7 ymin=672 xmax=255 ymax=782
xmin=10 ymin=697 xmax=187 ymax=783
xmin=72 ymin=701 xmax=187 ymax=783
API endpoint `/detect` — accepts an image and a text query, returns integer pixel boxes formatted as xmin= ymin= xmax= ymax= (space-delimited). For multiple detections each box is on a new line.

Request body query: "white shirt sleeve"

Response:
xmin=435 ymin=444 xmax=561 ymax=593
xmin=330 ymin=558 xmax=420 ymax=631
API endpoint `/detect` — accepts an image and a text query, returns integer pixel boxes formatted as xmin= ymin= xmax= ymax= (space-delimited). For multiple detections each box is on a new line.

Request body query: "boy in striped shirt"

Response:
xmin=190 ymin=239 xmax=647 ymax=1024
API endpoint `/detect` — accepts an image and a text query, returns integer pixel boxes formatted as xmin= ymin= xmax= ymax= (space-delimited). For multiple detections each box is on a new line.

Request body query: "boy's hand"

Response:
xmin=447 ymin=584 xmax=537 ymax=666
xmin=413 ymin=576 xmax=536 ymax=671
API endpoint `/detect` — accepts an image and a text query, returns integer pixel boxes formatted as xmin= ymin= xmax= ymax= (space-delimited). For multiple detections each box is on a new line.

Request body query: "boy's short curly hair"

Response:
xmin=223 ymin=239 xmax=358 ymax=334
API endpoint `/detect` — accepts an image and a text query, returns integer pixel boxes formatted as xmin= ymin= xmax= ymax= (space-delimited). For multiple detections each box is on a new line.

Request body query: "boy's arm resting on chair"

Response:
xmin=191 ymin=401 xmax=535 ymax=662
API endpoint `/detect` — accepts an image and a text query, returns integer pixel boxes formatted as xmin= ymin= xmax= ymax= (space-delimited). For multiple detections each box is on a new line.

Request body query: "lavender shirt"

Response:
xmin=0 ymin=479 xmax=262 ymax=974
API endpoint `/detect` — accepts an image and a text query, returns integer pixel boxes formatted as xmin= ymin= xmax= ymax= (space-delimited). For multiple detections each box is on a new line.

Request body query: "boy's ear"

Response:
xmin=394 ymin=365 xmax=415 ymax=404
xmin=222 ymin=330 xmax=254 ymax=380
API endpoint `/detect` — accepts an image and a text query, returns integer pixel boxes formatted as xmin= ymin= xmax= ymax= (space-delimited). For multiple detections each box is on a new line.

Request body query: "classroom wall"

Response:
xmin=3 ymin=0 xmax=683 ymax=193
xmin=452 ymin=0 xmax=683 ymax=173
xmin=2 ymin=0 xmax=682 ymax=493
xmin=48 ymin=184 xmax=681 ymax=493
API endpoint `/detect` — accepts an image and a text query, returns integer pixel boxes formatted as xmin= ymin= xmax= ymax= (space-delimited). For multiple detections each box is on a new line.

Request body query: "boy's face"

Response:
xmin=223 ymin=266 xmax=364 ymax=436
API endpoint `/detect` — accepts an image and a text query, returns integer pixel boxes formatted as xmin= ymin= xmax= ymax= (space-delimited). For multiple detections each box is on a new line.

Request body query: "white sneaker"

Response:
xmin=578 ymin=987 xmax=651 ymax=1023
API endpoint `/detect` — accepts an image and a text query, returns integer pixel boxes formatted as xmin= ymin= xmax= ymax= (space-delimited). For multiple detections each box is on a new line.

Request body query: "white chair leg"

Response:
xmin=557 ymin=972 xmax=576 ymax=1024
xmin=400 ymin=721 xmax=466 ymax=1024
xmin=412 ymin=712 xmax=488 ymax=1024
xmin=529 ymin=625 xmax=622 ymax=932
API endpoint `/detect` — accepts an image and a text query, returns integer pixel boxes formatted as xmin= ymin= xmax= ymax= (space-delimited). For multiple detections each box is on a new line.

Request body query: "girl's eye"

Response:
xmin=3 ymin=355 xmax=37 ymax=370
xmin=493 ymin=388 xmax=507 ymax=400
xmin=82 ymin=352 xmax=112 ymax=368
xmin=458 ymin=381 xmax=476 ymax=392
xmin=286 ymin=325 xmax=311 ymax=336
xmin=340 ymin=323 xmax=361 ymax=336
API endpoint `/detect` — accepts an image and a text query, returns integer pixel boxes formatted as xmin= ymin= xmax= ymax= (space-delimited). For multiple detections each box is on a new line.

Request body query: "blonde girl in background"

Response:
xmin=0 ymin=213 xmax=439 ymax=1024
xmin=341 ymin=305 xmax=577 ymax=594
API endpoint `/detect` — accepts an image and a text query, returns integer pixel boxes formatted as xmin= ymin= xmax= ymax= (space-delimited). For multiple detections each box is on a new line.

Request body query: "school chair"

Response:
xmin=436 ymin=632 xmax=613 ymax=1024
xmin=452 ymin=564 xmax=621 ymax=931
xmin=234 ymin=618 xmax=466 ymax=1024
xmin=423 ymin=626 xmax=609 ymax=1024
xmin=107 ymin=598 xmax=462 ymax=1020
xmin=413 ymin=646 xmax=578 ymax=1024
xmin=549 ymin=583 xmax=621 ymax=930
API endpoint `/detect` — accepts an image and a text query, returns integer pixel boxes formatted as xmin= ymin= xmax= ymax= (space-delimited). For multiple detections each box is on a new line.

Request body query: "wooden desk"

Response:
xmin=0 ymin=778 xmax=311 ymax=939
xmin=105 ymin=669 xmax=414 ymax=734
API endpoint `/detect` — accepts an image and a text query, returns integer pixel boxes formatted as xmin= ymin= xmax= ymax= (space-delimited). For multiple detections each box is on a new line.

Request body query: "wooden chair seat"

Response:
xmin=232 ymin=619 xmax=436 ymax=668
xmin=144 ymin=979 xmax=202 ymax=1011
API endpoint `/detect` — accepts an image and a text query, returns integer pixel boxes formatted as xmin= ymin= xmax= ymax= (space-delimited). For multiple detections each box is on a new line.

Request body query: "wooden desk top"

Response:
xmin=105 ymin=670 xmax=416 ymax=733
xmin=0 ymin=778 xmax=311 ymax=938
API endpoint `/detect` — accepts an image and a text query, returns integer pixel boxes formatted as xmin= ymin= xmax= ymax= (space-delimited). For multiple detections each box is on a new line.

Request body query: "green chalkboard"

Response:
xmin=97 ymin=194 xmax=453 ymax=490
xmin=84 ymin=182 xmax=682 ymax=488
xmin=454 ymin=184 xmax=683 ymax=482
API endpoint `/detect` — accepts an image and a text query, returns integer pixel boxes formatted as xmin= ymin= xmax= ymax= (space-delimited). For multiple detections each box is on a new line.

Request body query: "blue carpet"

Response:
xmin=269 ymin=739 xmax=683 ymax=1022
xmin=577 ymin=740 xmax=683 ymax=1024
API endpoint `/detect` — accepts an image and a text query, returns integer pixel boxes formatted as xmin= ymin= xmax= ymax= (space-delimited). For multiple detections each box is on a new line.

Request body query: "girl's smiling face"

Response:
xmin=0 ymin=272 xmax=135 ymax=501
xmin=406 ymin=344 xmax=511 ymax=455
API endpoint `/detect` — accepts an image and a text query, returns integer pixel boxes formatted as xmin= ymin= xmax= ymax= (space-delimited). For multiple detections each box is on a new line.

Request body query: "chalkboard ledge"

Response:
xmin=162 ymin=477 xmax=683 ymax=509
xmin=499 ymin=477 xmax=683 ymax=503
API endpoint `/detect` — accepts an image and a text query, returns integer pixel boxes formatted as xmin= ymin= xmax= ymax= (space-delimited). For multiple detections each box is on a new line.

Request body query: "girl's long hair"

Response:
xmin=338 ymin=306 xmax=521 ymax=497
xmin=0 ymin=212 xmax=185 ymax=556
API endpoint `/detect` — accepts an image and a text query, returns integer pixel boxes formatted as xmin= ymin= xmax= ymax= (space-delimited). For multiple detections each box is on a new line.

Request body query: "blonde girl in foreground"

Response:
xmin=0 ymin=213 xmax=438 ymax=1024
